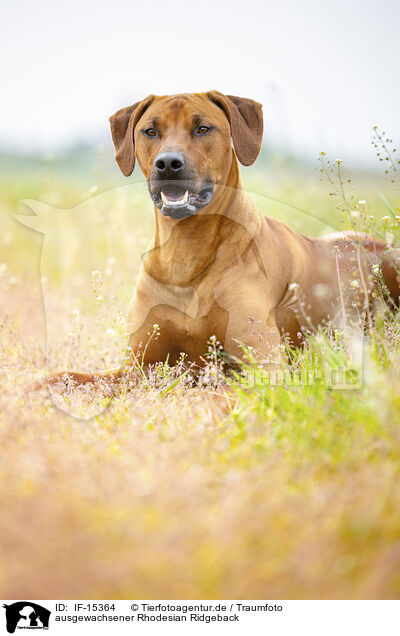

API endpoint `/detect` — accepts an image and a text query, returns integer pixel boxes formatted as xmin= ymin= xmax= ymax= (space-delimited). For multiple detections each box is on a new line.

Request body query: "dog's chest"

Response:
xmin=128 ymin=267 xmax=225 ymax=339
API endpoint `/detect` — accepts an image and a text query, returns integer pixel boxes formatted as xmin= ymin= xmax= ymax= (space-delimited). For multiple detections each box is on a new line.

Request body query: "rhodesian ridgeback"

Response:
xmin=46 ymin=91 xmax=400 ymax=385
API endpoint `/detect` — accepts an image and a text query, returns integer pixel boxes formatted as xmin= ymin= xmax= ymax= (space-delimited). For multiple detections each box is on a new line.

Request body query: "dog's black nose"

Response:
xmin=154 ymin=152 xmax=185 ymax=176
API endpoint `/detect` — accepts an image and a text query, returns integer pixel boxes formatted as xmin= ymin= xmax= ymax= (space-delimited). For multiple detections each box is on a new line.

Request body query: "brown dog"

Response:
xmin=47 ymin=91 xmax=400 ymax=384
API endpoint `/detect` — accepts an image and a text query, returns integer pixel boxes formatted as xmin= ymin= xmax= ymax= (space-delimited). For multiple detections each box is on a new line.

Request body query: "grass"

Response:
xmin=0 ymin=145 xmax=400 ymax=599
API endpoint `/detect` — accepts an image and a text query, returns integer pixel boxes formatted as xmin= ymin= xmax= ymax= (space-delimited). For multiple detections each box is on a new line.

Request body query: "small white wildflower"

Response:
xmin=372 ymin=264 xmax=380 ymax=274
xmin=106 ymin=328 xmax=116 ymax=336
xmin=91 ymin=270 xmax=102 ymax=277
xmin=288 ymin=282 xmax=299 ymax=291
xmin=3 ymin=232 xmax=13 ymax=245
xmin=385 ymin=232 xmax=395 ymax=247
xmin=381 ymin=216 xmax=390 ymax=223
xmin=96 ymin=294 xmax=104 ymax=302
xmin=350 ymin=210 xmax=360 ymax=220
xmin=313 ymin=283 xmax=329 ymax=298
xmin=358 ymin=200 xmax=366 ymax=206
xmin=351 ymin=279 xmax=360 ymax=289
xmin=152 ymin=323 xmax=160 ymax=335
xmin=106 ymin=256 xmax=117 ymax=266
xmin=72 ymin=309 xmax=80 ymax=317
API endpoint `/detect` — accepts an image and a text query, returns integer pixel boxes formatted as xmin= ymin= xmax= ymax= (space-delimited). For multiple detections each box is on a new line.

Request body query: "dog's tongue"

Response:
xmin=161 ymin=183 xmax=186 ymax=201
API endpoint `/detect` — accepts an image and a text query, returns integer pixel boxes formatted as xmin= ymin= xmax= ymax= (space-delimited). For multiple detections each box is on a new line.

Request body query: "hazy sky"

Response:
xmin=1 ymin=0 xmax=399 ymax=163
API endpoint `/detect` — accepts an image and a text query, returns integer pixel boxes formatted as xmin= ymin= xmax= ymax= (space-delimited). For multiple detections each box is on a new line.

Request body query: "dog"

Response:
xmin=44 ymin=91 xmax=400 ymax=386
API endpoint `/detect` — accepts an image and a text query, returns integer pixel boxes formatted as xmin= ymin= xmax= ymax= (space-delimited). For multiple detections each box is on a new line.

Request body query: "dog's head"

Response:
xmin=109 ymin=91 xmax=263 ymax=219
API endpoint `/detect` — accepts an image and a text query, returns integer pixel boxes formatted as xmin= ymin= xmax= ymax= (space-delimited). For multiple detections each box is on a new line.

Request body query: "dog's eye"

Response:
xmin=196 ymin=126 xmax=210 ymax=135
xmin=145 ymin=128 xmax=157 ymax=137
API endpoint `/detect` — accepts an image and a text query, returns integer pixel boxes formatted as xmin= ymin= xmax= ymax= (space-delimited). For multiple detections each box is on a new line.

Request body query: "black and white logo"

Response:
xmin=2 ymin=602 xmax=50 ymax=633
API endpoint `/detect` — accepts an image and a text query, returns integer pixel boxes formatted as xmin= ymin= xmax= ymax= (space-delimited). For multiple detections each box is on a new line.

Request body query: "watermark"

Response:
xmin=3 ymin=603 xmax=51 ymax=633
xmin=15 ymin=183 xmax=367 ymax=418
xmin=235 ymin=365 xmax=361 ymax=389
xmin=2 ymin=599 xmax=399 ymax=634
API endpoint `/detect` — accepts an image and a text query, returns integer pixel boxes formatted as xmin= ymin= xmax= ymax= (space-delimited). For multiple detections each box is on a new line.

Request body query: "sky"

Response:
xmin=1 ymin=0 xmax=399 ymax=163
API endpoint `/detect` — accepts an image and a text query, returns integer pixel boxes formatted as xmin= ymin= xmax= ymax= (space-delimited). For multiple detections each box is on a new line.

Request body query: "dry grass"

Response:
xmin=1 ymin=152 xmax=400 ymax=599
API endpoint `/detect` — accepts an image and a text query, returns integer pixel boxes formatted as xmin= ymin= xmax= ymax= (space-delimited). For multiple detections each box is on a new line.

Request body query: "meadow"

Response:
xmin=0 ymin=138 xmax=400 ymax=599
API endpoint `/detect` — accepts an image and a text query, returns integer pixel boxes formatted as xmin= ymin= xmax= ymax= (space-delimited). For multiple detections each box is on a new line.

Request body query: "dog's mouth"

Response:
xmin=150 ymin=181 xmax=215 ymax=219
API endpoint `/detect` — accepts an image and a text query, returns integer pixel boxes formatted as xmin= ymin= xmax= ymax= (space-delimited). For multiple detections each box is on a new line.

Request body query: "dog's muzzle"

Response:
xmin=149 ymin=152 xmax=214 ymax=218
xmin=149 ymin=180 xmax=215 ymax=219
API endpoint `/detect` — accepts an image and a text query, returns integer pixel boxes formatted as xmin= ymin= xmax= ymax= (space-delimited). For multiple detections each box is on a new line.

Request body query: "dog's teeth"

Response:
xmin=160 ymin=190 xmax=189 ymax=206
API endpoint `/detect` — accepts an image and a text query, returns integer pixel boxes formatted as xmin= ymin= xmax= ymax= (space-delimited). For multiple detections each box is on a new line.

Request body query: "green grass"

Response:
xmin=0 ymin=146 xmax=400 ymax=599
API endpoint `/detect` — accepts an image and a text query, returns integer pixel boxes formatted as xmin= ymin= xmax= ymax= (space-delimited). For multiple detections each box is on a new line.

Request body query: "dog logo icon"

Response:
xmin=2 ymin=602 xmax=51 ymax=633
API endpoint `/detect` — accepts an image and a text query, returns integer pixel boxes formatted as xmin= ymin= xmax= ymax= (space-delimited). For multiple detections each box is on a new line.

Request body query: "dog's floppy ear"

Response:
xmin=109 ymin=95 xmax=154 ymax=176
xmin=208 ymin=91 xmax=263 ymax=166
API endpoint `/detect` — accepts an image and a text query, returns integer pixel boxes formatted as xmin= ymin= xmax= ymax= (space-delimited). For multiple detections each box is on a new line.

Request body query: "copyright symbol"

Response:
xmin=131 ymin=604 xmax=139 ymax=611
